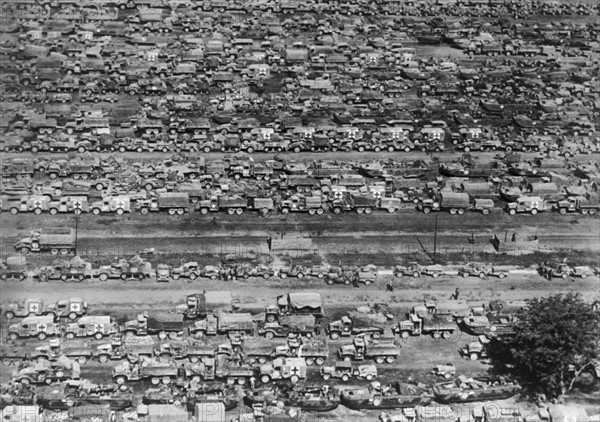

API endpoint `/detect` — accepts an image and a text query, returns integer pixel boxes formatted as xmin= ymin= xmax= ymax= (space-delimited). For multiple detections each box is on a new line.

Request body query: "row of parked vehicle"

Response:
xmin=1 ymin=0 xmax=598 ymax=161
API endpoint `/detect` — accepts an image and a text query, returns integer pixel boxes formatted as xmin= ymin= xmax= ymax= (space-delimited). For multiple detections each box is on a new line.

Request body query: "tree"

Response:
xmin=490 ymin=293 xmax=599 ymax=400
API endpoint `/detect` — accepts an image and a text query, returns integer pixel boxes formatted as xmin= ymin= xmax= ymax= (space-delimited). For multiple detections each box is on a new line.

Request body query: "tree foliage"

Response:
xmin=490 ymin=293 xmax=599 ymax=399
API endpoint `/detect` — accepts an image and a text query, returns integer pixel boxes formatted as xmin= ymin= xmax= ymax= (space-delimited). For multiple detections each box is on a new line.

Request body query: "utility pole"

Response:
xmin=433 ymin=213 xmax=438 ymax=263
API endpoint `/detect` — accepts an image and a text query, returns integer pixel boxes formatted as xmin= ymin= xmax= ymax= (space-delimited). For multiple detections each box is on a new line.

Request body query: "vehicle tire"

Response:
xmin=305 ymin=357 xmax=314 ymax=366
xmin=162 ymin=376 xmax=171 ymax=384
xmin=19 ymin=378 xmax=30 ymax=385
xmin=94 ymin=332 xmax=104 ymax=340
xmin=400 ymin=331 xmax=409 ymax=339
xmin=99 ymin=273 xmax=108 ymax=281
xmin=9 ymin=332 xmax=18 ymax=340
xmin=260 ymin=375 xmax=270 ymax=383
xmin=5 ymin=311 xmax=15 ymax=320
xmin=509 ymin=209 xmax=516 ymax=215
xmin=290 ymin=375 xmax=299 ymax=384
xmin=470 ymin=353 xmax=478 ymax=361
xmin=432 ymin=332 xmax=441 ymax=339
xmin=151 ymin=377 xmax=160 ymax=385
xmin=442 ymin=331 xmax=451 ymax=339
xmin=78 ymin=356 xmax=87 ymax=365
xmin=68 ymin=312 xmax=77 ymax=320
xmin=297 ymin=273 xmax=304 ymax=279
xmin=385 ymin=356 xmax=395 ymax=364
xmin=49 ymin=208 xmax=58 ymax=215
xmin=330 ymin=332 xmax=340 ymax=340
xmin=115 ymin=376 xmax=126 ymax=385
xmin=531 ymin=208 xmax=538 ymax=215
xmin=98 ymin=355 xmax=109 ymax=364
xmin=37 ymin=332 xmax=47 ymax=341
xmin=375 ymin=357 xmax=384 ymax=364
xmin=341 ymin=374 xmax=350 ymax=382
xmin=412 ymin=271 xmax=420 ymax=278
xmin=373 ymin=399 xmax=382 ymax=407
xmin=322 ymin=373 xmax=331 ymax=380
xmin=116 ymin=208 xmax=124 ymax=216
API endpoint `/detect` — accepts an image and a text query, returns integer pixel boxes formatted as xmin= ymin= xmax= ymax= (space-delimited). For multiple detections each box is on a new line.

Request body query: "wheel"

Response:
xmin=151 ymin=377 xmax=160 ymax=385
xmin=78 ymin=356 xmax=87 ymax=365
xmin=341 ymin=374 xmax=350 ymax=382
xmin=432 ymin=332 xmax=441 ymax=339
xmin=260 ymin=375 xmax=270 ymax=383
xmin=49 ymin=208 xmax=58 ymax=215
xmin=305 ymin=357 xmax=314 ymax=366
xmin=531 ymin=208 xmax=538 ymax=215
xmin=290 ymin=375 xmax=299 ymax=384
xmin=68 ymin=312 xmax=77 ymax=320
xmin=9 ymin=332 xmax=18 ymax=340
xmin=37 ymin=332 xmax=47 ymax=340
xmin=375 ymin=357 xmax=384 ymax=364
xmin=470 ymin=353 xmax=478 ymax=361
xmin=385 ymin=356 xmax=395 ymax=364
xmin=330 ymin=332 xmax=340 ymax=340
xmin=99 ymin=273 xmax=108 ymax=281
xmin=94 ymin=332 xmax=104 ymax=340
xmin=442 ymin=331 xmax=451 ymax=339
xmin=400 ymin=331 xmax=409 ymax=339
xmin=509 ymin=209 xmax=516 ymax=215
xmin=162 ymin=376 xmax=171 ymax=384
xmin=322 ymin=373 xmax=331 ymax=380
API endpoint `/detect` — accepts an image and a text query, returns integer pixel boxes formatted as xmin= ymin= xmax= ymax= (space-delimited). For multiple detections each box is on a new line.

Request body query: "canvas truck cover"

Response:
xmin=279 ymin=315 xmax=315 ymax=330
xmin=287 ymin=293 xmax=322 ymax=309
xmin=216 ymin=312 xmax=253 ymax=331
xmin=440 ymin=192 xmax=470 ymax=207
xmin=147 ymin=313 xmax=184 ymax=331
xmin=347 ymin=312 xmax=386 ymax=328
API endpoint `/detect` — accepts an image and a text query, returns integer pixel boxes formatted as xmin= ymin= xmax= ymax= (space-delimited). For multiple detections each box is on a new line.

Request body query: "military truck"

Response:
xmin=338 ymin=337 xmax=400 ymax=364
xmin=257 ymin=315 xmax=316 ymax=339
xmin=394 ymin=314 xmax=457 ymax=339
xmin=320 ymin=362 xmax=377 ymax=382
xmin=188 ymin=312 xmax=254 ymax=338
xmin=554 ymin=196 xmax=599 ymax=215
xmin=122 ymin=312 xmax=185 ymax=340
xmin=14 ymin=228 xmax=76 ymax=255
xmin=182 ymin=291 xmax=237 ymax=320
xmin=32 ymin=339 xmax=93 ymax=365
xmin=506 ymin=196 xmax=549 ymax=215
xmin=326 ymin=313 xmax=386 ymax=340
xmin=12 ymin=357 xmax=81 ymax=385
xmin=279 ymin=195 xmax=326 ymax=215
xmin=112 ymin=358 xmax=181 ymax=385
xmin=460 ymin=336 xmax=490 ymax=360
xmin=418 ymin=192 xmax=470 ymax=215
xmin=90 ymin=196 xmax=132 ymax=215
xmin=64 ymin=316 xmax=119 ymax=340
xmin=4 ymin=297 xmax=87 ymax=321
xmin=95 ymin=336 xmax=155 ymax=364
xmin=259 ymin=357 xmax=307 ymax=384
xmin=8 ymin=315 xmax=60 ymax=340
xmin=196 ymin=195 xmax=247 ymax=215
xmin=137 ymin=193 xmax=189 ymax=215
xmin=265 ymin=293 xmax=324 ymax=323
